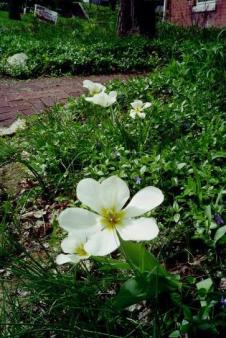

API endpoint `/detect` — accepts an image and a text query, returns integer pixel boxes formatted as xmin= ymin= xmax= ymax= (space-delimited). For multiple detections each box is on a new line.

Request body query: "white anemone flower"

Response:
xmin=58 ymin=176 xmax=163 ymax=257
xmin=83 ymin=80 xmax=106 ymax=96
xmin=85 ymin=91 xmax=117 ymax=107
xmin=7 ymin=53 xmax=28 ymax=68
xmin=130 ymin=100 xmax=152 ymax=119
xmin=56 ymin=232 xmax=91 ymax=265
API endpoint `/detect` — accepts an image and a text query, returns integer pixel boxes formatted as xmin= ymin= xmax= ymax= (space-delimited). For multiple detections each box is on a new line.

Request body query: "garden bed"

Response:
xmin=0 ymin=7 xmax=226 ymax=337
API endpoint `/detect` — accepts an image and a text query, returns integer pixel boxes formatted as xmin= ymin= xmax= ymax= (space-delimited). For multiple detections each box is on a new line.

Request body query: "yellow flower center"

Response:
xmin=135 ymin=107 xmax=142 ymax=113
xmin=101 ymin=208 xmax=125 ymax=230
xmin=74 ymin=244 xmax=88 ymax=257
xmin=91 ymin=89 xmax=100 ymax=96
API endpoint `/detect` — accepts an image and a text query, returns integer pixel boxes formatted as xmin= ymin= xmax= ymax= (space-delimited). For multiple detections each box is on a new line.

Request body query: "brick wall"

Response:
xmin=168 ymin=0 xmax=226 ymax=28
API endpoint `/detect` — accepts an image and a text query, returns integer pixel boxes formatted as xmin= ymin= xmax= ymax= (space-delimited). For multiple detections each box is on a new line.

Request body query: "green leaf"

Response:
xmin=119 ymin=239 xmax=166 ymax=275
xmin=214 ymin=225 xmax=226 ymax=244
xmin=169 ymin=330 xmax=181 ymax=337
xmin=119 ymin=239 xmax=181 ymax=288
xmin=183 ymin=305 xmax=193 ymax=321
xmin=113 ymin=239 xmax=181 ymax=309
xmin=113 ymin=278 xmax=148 ymax=309
xmin=196 ymin=278 xmax=213 ymax=292
xmin=113 ymin=274 xmax=168 ymax=309
xmin=211 ymin=151 xmax=226 ymax=160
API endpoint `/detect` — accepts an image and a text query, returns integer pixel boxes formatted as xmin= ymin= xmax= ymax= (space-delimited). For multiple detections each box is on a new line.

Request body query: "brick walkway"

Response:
xmin=0 ymin=74 xmax=134 ymax=127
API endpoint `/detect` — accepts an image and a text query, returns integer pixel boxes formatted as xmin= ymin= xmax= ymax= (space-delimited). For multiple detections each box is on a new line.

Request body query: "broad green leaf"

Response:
xmin=120 ymin=239 xmax=181 ymax=288
xmin=119 ymin=239 xmax=166 ymax=275
xmin=113 ymin=239 xmax=181 ymax=309
xmin=114 ymin=272 xmax=181 ymax=310
xmin=113 ymin=278 xmax=148 ymax=309
xmin=113 ymin=275 xmax=160 ymax=310
xmin=196 ymin=278 xmax=213 ymax=292
xmin=214 ymin=225 xmax=226 ymax=244
xmin=183 ymin=305 xmax=192 ymax=321
xmin=169 ymin=330 xmax=181 ymax=338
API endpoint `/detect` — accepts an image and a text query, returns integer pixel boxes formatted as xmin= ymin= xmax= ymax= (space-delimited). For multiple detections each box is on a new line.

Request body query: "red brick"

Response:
xmin=0 ymin=99 xmax=8 ymax=106
xmin=41 ymin=96 xmax=57 ymax=107
xmin=59 ymin=98 xmax=68 ymax=104
xmin=0 ymin=117 xmax=16 ymax=128
xmin=0 ymin=112 xmax=15 ymax=121
xmin=29 ymin=99 xmax=45 ymax=112
xmin=168 ymin=0 xmax=226 ymax=28
xmin=0 ymin=73 xmax=135 ymax=127
xmin=0 ymin=106 xmax=11 ymax=114
xmin=9 ymin=99 xmax=25 ymax=107
xmin=20 ymin=109 xmax=33 ymax=116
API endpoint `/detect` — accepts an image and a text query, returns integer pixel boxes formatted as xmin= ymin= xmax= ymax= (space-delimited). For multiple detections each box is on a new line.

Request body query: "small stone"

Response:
xmin=7 ymin=53 xmax=28 ymax=68
xmin=0 ymin=118 xmax=26 ymax=136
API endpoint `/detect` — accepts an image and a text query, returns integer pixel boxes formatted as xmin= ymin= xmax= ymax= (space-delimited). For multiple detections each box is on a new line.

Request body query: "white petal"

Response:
xmin=124 ymin=187 xmax=164 ymax=217
xmin=95 ymin=83 xmax=106 ymax=94
xmin=85 ymin=96 xmax=97 ymax=104
xmin=138 ymin=112 xmax=146 ymax=119
xmin=77 ymin=178 xmax=101 ymax=213
xmin=83 ymin=79 xmax=94 ymax=90
xmin=118 ymin=217 xmax=159 ymax=241
xmin=61 ymin=233 xmax=88 ymax=254
xmin=102 ymin=91 xmax=117 ymax=107
xmin=56 ymin=253 xmax=81 ymax=265
xmin=129 ymin=110 xmax=136 ymax=119
xmin=83 ymin=80 xmax=105 ymax=94
xmin=99 ymin=176 xmax=130 ymax=210
xmin=109 ymin=91 xmax=117 ymax=99
xmin=143 ymin=102 xmax=152 ymax=109
xmin=131 ymin=100 xmax=143 ymax=109
xmin=85 ymin=92 xmax=107 ymax=107
xmin=84 ymin=229 xmax=119 ymax=256
xmin=58 ymin=208 xmax=99 ymax=233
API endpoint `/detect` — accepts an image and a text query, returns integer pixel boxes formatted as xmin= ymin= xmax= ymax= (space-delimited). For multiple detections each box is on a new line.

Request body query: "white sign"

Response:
xmin=34 ymin=4 xmax=58 ymax=24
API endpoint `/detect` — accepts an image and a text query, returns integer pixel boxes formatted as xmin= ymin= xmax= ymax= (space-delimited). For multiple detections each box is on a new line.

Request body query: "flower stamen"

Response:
xmin=101 ymin=208 xmax=125 ymax=230
xmin=74 ymin=243 xmax=88 ymax=257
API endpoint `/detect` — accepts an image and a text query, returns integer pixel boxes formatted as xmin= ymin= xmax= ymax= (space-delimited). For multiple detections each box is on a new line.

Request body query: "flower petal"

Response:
xmin=58 ymin=208 xmax=99 ymax=233
xmin=138 ymin=112 xmax=146 ymax=119
xmin=100 ymin=176 xmax=130 ymax=210
xmin=109 ymin=91 xmax=117 ymax=99
xmin=129 ymin=110 xmax=136 ymax=119
xmin=83 ymin=79 xmax=94 ymax=90
xmin=77 ymin=178 xmax=101 ymax=213
xmin=86 ymin=92 xmax=105 ymax=106
xmin=131 ymin=100 xmax=143 ymax=109
xmin=85 ymin=92 xmax=116 ymax=107
xmin=56 ymin=254 xmax=81 ymax=265
xmin=83 ymin=80 xmax=105 ymax=94
xmin=124 ymin=186 xmax=164 ymax=217
xmin=85 ymin=229 xmax=119 ymax=256
xmin=143 ymin=102 xmax=152 ymax=109
xmin=85 ymin=96 xmax=97 ymax=104
xmin=61 ymin=233 xmax=89 ymax=254
xmin=118 ymin=217 xmax=159 ymax=241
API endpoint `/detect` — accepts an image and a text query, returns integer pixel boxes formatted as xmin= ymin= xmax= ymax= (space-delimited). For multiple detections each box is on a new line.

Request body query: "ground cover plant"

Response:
xmin=0 ymin=5 xmax=160 ymax=78
xmin=1 ymin=16 xmax=226 ymax=338
xmin=1 ymin=4 xmax=225 ymax=79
